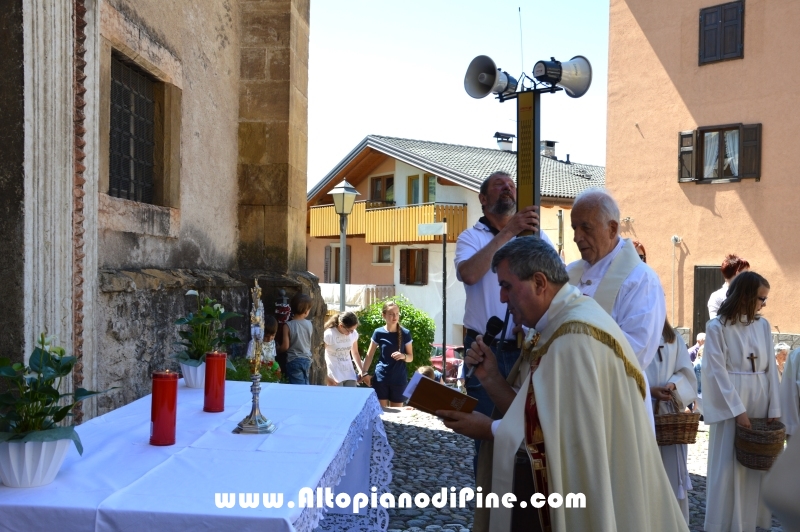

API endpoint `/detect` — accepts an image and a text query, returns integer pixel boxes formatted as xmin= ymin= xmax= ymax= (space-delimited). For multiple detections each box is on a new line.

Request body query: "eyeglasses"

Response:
xmin=340 ymin=324 xmax=358 ymax=333
xmin=757 ymin=296 xmax=768 ymax=304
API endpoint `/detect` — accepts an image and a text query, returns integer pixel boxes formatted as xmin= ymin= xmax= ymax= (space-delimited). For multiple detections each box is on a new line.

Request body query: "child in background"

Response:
xmin=417 ymin=365 xmax=442 ymax=383
xmin=702 ymin=271 xmax=780 ymax=532
xmin=247 ymin=315 xmax=278 ymax=362
xmin=323 ymin=311 xmax=363 ymax=387
xmin=261 ymin=315 xmax=278 ymax=362
xmin=279 ymin=293 xmax=313 ymax=385
xmin=361 ymin=301 xmax=413 ymax=407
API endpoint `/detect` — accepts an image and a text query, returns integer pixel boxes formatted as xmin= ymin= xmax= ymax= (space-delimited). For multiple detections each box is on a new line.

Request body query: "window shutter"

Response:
xmin=678 ymin=130 xmax=696 ymax=182
xmin=399 ymin=249 xmax=408 ymax=285
xmin=420 ymin=249 xmax=428 ymax=286
xmin=324 ymin=246 xmax=331 ymax=283
xmin=721 ymin=2 xmax=743 ymax=60
xmin=739 ymin=123 xmax=762 ymax=180
xmin=699 ymin=6 xmax=721 ymax=64
xmin=345 ymin=245 xmax=352 ymax=284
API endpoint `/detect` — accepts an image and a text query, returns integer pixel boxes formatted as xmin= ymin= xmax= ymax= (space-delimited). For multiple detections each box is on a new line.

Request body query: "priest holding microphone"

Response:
xmin=454 ymin=170 xmax=555 ymax=475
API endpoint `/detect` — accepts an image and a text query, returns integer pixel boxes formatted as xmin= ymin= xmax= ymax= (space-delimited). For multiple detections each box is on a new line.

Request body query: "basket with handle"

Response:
xmin=653 ymin=394 xmax=701 ymax=446
xmin=734 ymin=418 xmax=785 ymax=471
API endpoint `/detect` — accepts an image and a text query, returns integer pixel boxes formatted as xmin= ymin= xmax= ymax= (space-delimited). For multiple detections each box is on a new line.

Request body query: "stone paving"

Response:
xmin=380 ymin=409 xmax=784 ymax=532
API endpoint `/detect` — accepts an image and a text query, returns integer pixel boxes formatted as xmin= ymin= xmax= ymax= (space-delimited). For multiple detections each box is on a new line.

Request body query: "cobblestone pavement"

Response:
xmin=380 ymin=409 xmax=784 ymax=532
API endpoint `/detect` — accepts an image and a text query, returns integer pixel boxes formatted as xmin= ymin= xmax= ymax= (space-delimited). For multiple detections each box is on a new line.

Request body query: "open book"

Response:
xmin=402 ymin=372 xmax=478 ymax=416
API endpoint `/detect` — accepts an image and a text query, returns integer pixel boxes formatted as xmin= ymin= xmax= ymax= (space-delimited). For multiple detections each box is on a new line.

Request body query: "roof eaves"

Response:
xmin=306 ymin=135 xmax=372 ymax=202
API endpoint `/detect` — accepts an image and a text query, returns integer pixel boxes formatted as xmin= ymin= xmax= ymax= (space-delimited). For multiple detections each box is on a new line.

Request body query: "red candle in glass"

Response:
xmin=204 ymin=352 xmax=227 ymax=412
xmin=150 ymin=370 xmax=178 ymax=446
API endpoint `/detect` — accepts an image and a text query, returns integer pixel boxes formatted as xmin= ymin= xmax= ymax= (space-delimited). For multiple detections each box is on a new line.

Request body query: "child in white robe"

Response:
xmin=646 ymin=319 xmax=697 ymax=524
xmin=702 ymin=271 xmax=781 ymax=532
xmin=779 ymin=347 xmax=800 ymax=437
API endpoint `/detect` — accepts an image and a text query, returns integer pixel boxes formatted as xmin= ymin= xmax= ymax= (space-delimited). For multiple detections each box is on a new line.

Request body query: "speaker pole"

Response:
xmin=516 ymin=90 xmax=541 ymax=238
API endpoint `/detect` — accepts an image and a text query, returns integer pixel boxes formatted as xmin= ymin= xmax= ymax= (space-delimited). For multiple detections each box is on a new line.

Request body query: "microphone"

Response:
xmin=465 ymin=316 xmax=505 ymax=379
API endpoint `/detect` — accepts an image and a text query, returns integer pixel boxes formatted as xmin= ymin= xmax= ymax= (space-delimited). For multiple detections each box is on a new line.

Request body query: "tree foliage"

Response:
xmin=356 ymin=295 xmax=434 ymax=379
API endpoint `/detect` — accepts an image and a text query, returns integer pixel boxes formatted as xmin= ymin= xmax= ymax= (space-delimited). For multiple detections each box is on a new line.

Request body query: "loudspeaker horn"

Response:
xmin=464 ymin=55 xmax=517 ymax=99
xmin=557 ymin=55 xmax=592 ymax=98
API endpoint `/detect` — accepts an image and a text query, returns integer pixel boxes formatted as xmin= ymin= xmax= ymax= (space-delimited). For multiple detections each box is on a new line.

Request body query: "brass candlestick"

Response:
xmin=233 ymin=280 xmax=277 ymax=434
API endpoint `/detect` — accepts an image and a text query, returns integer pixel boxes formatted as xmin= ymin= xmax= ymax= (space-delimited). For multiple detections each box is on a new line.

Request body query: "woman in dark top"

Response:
xmin=362 ymin=301 xmax=413 ymax=407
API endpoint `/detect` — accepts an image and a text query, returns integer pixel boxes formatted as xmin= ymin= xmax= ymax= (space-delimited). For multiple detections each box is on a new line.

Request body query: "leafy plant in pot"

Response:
xmin=0 ymin=333 xmax=111 ymax=487
xmin=174 ymin=290 xmax=241 ymax=388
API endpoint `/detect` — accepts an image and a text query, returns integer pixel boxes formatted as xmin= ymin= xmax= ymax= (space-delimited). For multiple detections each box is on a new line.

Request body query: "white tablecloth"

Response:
xmin=0 ymin=382 xmax=393 ymax=532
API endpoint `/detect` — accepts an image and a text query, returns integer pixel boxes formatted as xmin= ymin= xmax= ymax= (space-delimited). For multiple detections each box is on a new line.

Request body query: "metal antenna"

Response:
xmin=518 ymin=7 xmax=524 ymax=73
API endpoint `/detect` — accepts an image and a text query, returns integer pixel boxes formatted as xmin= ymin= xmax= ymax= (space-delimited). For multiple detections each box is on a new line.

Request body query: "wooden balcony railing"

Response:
xmin=309 ymin=200 xmax=394 ymax=238
xmin=365 ymin=203 xmax=468 ymax=244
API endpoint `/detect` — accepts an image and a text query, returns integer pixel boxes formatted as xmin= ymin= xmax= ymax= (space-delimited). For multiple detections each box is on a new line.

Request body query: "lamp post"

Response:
xmin=329 ymin=180 xmax=360 ymax=312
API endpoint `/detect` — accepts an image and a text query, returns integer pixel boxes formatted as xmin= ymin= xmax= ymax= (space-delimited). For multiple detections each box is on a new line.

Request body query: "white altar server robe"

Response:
xmin=779 ymin=347 xmax=800 ymax=436
xmin=646 ymin=334 xmax=697 ymax=524
xmin=702 ymin=316 xmax=781 ymax=532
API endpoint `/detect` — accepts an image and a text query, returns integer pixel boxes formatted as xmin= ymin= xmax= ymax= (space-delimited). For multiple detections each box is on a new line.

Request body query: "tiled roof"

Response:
xmin=307 ymin=135 xmax=605 ymax=201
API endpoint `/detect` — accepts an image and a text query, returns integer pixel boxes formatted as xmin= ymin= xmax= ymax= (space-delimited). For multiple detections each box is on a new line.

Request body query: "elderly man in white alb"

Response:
xmin=567 ymin=189 xmax=667 ymax=428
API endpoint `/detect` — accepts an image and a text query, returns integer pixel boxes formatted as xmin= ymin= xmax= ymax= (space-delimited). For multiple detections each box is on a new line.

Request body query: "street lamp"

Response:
xmin=329 ymin=180 xmax=360 ymax=312
xmin=464 ymin=54 xmax=592 ymax=231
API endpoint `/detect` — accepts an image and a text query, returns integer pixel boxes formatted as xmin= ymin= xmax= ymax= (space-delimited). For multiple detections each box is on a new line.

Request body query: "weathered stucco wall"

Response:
xmin=607 ymin=0 xmax=800 ymax=335
xmin=98 ymin=0 xmax=241 ymax=271
xmin=94 ymin=269 xmax=325 ymax=416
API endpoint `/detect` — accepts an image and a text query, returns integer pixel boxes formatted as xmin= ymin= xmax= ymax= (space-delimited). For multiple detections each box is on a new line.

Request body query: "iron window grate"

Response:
xmin=109 ymin=55 xmax=155 ymax=204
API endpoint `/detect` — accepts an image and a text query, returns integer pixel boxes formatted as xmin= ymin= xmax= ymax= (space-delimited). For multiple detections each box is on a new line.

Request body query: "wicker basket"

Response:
xmin=735 ymin=418 xmax=785 ymax=471
xmin=654 ymin=396 xmax=701 ymax=446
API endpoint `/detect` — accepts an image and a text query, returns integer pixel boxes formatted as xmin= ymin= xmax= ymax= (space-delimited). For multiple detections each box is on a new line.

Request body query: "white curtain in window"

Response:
xmin=725 ymin=129 xmax=739 ymax=176
xmin=704 ymin=132 xmax=719 ymax=178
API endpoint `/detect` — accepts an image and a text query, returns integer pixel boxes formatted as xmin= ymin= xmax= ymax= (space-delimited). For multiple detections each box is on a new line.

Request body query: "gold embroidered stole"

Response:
xmin=523 ymin=332 xmax=553 ymax=532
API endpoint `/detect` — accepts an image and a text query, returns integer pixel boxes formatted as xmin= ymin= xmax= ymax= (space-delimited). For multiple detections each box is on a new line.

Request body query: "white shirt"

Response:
xmin=567 ymin=238 xmax=667 ymax=371
xmin=323 ymin=328 xmax=360 ymax=383
xmin=707 ymin=282 xmax=728 ymax=320
xmin=455 ymin=220 xmax=555 ymax=340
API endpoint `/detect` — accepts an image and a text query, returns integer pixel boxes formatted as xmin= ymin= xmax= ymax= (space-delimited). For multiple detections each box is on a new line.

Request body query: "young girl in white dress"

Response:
xmin=702 ymin=271 xmax=781 ymax=532
xmin=322 ymin=311 xmax=363 ymax=387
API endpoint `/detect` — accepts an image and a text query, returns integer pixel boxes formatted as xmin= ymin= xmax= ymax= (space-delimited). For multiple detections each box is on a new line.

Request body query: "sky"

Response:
xmin=307 ymin=0 xmax=610 ymax=190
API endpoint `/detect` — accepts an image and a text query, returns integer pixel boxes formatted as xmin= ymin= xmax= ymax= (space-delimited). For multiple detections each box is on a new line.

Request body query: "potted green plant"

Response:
xmin=174 ymin=290 xmax=241 ymax=388
xmin=0 ymin=333 xmax=110 ymax=487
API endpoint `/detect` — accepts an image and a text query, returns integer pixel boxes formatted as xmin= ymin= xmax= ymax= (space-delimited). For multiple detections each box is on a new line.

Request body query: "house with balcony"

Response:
xmin=306 ymin=134 xmax=604 ymax=344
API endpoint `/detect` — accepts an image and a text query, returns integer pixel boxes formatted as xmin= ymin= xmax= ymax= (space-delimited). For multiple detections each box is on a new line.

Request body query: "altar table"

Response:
xmin=0 ymin=381 xmax=393 ymax=532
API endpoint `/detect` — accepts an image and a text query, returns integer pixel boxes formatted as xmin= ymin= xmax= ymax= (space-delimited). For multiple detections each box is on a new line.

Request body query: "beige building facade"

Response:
xmin=607 ymin=0 xmax=800 ymax=342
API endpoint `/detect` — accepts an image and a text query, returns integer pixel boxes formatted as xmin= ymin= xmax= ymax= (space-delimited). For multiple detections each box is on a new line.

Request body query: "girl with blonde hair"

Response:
xmin=362 ymin=301 xmax=413 ymax=407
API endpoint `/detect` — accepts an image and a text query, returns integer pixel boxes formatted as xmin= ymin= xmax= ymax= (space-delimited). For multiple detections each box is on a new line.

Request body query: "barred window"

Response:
xmin=109 ymin=55 xmax=155 ymax=203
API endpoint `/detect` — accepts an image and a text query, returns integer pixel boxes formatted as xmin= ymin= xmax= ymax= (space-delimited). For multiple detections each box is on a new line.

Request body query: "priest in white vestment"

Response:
xmin=646 ymin=321 xmax=697 ymax=524
xmin=702 ymin=272 xmax=781 ymax=532
xmin=566 ymin=189 xmax=666 ymax=429
xmin=780 ymin=347 xmax=800 ymax=437
xmin=439 ymin=237 xmax=687 ymax=532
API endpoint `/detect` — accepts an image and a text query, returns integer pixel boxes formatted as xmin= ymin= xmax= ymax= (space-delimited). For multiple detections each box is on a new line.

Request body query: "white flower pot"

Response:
xmin=0 ymin=439 xmax=71 ymax=488
xmin=181 ymin=361 xmax=206 ymax=388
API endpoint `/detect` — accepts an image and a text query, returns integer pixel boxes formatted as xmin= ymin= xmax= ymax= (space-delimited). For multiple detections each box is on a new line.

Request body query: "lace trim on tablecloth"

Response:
xmin=291 ymin=393 xmax=393 ymax=532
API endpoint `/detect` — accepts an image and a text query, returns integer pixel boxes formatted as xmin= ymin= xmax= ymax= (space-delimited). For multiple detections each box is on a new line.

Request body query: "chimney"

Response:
xmin=540 ymin=140 xmax=557 ymax=159
xmin=494 ymin=132 xmax=516 ymax=151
